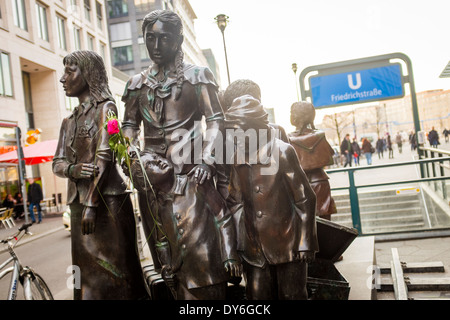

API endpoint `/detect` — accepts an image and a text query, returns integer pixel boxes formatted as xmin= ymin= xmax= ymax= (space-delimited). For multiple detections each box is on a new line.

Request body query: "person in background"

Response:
xmin=351 ymin=138 xmax=361 ymax=166
xmin=376 ymin=137 xmax=384 ymax=159
xmin=428 ymin=127 xmax=440 ymax=148
xmin=443 ymin=128 xmax=449 ymax=143
xmin=27 ymin=178 xmax=43 ymax=224
xmin=13 ymin=192 xmax=24 ymax=219
xmin=387 ymin=134 xmax=394 ymax=159
xmin=395 ymin=132 xmax=403 ymax=154
xmin=340 ymin=134 xmax=352 ymax=167
xmin=409 ymin=131 xmax=417 ymax=150
xmin=2 ymin=194 xmax=16 ymax=212
xmin=361 ymin=138 xmax=374 ymax=165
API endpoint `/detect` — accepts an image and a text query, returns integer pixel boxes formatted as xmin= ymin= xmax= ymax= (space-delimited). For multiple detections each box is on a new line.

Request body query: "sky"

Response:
xmin=188 ymin=0 xmax=450 ymax=132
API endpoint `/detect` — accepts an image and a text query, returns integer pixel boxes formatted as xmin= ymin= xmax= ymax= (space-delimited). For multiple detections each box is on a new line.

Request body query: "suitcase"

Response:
xmin=307 ymin=217 xmax=358 ymax=300
xmin=142 ymin=264 xmax=174 ymax=300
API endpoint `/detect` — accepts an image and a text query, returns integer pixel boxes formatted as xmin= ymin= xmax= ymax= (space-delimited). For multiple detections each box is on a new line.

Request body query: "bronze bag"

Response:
xmin=290 ymin=130 xmax=334 ymax=171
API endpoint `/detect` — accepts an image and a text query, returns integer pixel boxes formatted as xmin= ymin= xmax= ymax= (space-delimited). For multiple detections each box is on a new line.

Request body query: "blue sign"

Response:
xmin=309 ymin=64 xmax=404 ymax=108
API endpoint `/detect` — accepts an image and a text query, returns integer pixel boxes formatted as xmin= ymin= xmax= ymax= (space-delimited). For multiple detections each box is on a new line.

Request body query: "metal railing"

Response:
xmin=326 ymin=148 xmax=450 ymax=238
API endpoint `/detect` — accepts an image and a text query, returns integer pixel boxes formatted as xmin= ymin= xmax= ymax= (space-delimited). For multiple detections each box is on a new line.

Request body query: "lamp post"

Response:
xmin=292 ymin=63 xmax=299 ymax=101
xmin=215 ymin=14 xmax=231 ymax=85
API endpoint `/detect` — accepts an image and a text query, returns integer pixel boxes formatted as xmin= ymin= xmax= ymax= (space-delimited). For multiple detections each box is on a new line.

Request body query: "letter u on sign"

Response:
xmin=347 ymin=73 xmax=362 ymax=90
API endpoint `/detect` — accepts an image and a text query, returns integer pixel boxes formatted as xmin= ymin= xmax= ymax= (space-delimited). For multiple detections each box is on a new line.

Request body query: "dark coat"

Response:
xmin=28 ymin=182 xmax=43 ymax=204
xmin=156 ymin=176 xmax=239 ymax=289
xmin=227 ymin=138 xmax=318 ymax=268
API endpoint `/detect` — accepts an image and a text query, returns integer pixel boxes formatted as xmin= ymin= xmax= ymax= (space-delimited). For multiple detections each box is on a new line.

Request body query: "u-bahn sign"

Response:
xmin=309 ymin=63 xmax=404 ymax=108
xmin=299 ymin=53 xmax=414 ymax=110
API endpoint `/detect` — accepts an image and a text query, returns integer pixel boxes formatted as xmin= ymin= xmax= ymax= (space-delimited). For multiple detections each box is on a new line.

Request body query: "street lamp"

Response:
xmin=215 ymin=14 xmax=231 ymax=85
xmin=292 ymin=63 xmax=299 ymax=101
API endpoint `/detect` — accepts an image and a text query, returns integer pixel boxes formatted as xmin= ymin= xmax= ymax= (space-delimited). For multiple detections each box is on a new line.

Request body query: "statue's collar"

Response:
xmin=148 ymin=64 xmax=176 ymax=81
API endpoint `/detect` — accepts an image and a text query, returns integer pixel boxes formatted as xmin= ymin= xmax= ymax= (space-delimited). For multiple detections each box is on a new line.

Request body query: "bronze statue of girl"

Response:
xmin=53 ymin=50 xmax=149 ymax=300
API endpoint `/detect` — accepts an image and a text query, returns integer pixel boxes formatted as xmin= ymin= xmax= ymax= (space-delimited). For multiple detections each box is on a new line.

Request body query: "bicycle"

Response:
xmin=0 ymin=223 xmax=53 ymax=300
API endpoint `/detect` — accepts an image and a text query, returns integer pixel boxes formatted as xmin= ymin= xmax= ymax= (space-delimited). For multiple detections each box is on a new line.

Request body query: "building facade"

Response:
xmin=319 ymin=89 xmax=450 ymax=146
xmin=106 ymin=0 xmax=221 ymax=85
xmin=0 ymin=0 xmax=128 ymax=203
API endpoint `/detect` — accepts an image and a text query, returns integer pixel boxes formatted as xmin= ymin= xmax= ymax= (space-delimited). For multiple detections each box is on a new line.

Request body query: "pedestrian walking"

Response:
xmin=27 ymin=178 xmax=43 ymax=224
xmin=387 ymin=134 xmax=394 ymax=159
xmin=428 ymin=127 xmax=440 ymax=148
xmin=351 ymin=138 xmax=361 ymax=166
xmin=443 ymin=128 xmax=449 ymax=143
xmin=340 ymin=134 xmax=352 ymax=167
xmin=395 ymin=132 xmax=403 ymax=154
xmin=361 ymin=138 xmax=374 ymax=165
xmin=409 ymin=131 xmax=417 ymax=150
xmin=376 ymin=137 xmax=384 ymax=159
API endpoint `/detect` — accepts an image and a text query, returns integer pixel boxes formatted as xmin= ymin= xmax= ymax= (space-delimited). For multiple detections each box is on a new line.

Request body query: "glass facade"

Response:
xmin=113 ymin=46 xmax=133 ymax=65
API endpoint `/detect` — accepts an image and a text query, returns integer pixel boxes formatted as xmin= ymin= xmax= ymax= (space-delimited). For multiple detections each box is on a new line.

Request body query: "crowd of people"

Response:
xmin=336 ymin=126 xmax=448 ymax=168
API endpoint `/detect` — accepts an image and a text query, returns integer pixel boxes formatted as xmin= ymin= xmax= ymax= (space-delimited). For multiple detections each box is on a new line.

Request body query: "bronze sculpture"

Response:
xmin=53 ymin=50 xmax=149 ymax=300
xmin=127 ymin=151 xmax=240 ymax=299
xmin=225 ymin=94 xmax=318 ymax=299
xmin=121 ymin=10 xmax=231 ymax=293
xmin=288 ymin=101 xmax=337 ymax=220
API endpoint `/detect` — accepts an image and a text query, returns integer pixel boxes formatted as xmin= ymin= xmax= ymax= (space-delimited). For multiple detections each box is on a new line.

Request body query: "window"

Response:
xmin=107 ymin=0 xmax=128 ymax=18
xmin=87 ymin=34 xmax=94 ymax=50
xmin=139 ymin=43 xmax=149 ymax=61
xmin=65 ymin=96 xmax=78 ymax=111
xmin=0 ymin=52 xmax=13 ymax=97
xmin=73 ymin=26 xmax=81 ymax=50
xmin=99 ymin=42 xmax=106 ymax=60
xmin=109 ymin=22 xmax=131 ymax=41
xmin=96 ymin=1 xmax=103 ymax=30
xmin=84 ymin=0 xmax=91 ymax=22
xmin=12 ymin=0 xmax=27 ymax=31
xmin=56 ymin=16 xmax=67 ymax=50
xmin=36 ymin=3 xmax=49 ymax=41
xmin=112 ymin=46 xmax=133 ymax=65
xmin=134 ymin=0 xmax=157 ymax=14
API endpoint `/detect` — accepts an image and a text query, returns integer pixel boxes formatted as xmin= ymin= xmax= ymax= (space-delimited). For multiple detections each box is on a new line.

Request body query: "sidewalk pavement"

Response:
xmin=0 ymin=212 xmax=64 ymax=253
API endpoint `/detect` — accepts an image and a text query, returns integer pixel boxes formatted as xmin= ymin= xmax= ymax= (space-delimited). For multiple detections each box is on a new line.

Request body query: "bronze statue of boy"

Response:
xmin=225 ymin=94 xmax=318 ymax=299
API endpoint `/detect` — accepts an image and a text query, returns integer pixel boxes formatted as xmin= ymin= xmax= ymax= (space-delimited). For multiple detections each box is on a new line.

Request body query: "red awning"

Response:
xmin=0 ymin=139 xmax=58 ymax=165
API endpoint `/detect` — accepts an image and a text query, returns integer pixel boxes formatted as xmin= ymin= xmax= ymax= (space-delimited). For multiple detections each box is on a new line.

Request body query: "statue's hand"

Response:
xmin=298 ymin=251 xmax=315 ymax=264
xmin=81 ymin=207 xmax=96 ymax=235
xmin=224 ymin=259 xmax=242 ymax=278
xmin=187 ymin=164 xmax=212 ymax=185
xmin=70 ymin=163 xmax=99 ymax=179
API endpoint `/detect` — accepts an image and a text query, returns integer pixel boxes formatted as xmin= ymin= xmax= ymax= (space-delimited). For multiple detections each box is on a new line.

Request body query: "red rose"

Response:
xmin=107 ymin=119 xmax=120 ymax=135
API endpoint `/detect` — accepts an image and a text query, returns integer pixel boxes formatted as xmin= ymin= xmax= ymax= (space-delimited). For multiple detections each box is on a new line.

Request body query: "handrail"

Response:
xmin=327 ymin=157 xmax=450 ymax=174
xmin=325 ymin=156 xmax=450 ymax=236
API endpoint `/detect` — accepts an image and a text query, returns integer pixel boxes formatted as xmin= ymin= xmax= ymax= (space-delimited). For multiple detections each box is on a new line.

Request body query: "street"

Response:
xmin=0 ymin=227 xmax=72 ymax=300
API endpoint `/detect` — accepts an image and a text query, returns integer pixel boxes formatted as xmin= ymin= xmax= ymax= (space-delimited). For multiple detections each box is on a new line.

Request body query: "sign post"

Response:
xmin=299 ymin=52 xmax=420 ymax=136
xmin=15 ymin=127 xmax=29 ymax=224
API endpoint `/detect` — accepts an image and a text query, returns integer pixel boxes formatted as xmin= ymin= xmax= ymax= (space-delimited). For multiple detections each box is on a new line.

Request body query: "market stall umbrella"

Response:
xmin=0 ymin=139 xmax=58 ymax=165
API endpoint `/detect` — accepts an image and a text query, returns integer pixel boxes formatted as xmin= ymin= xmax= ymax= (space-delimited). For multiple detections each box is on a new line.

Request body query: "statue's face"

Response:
xmin=144 ymin=20 xmax=180 ymax=66
xmin=130 ymin=152 xmax=173 ymax=191
xmin=60 ymin=63 xmax=88 ymax=98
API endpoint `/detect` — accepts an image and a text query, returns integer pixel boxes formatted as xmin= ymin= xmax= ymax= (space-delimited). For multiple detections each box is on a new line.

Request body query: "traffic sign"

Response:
xmin=309 ymin=64 xmax=404 ymax=108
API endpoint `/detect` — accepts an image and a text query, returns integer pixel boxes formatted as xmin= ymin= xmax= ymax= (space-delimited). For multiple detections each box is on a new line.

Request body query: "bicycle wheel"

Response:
xmin=23 ymin=271 xmax=54 ymax=300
